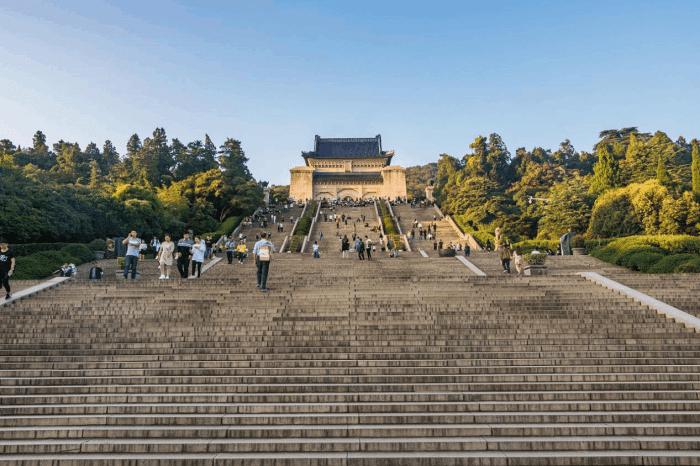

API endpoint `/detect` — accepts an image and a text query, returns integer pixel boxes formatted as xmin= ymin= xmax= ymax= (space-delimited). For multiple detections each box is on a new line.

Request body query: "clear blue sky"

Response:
xmin=1 ymin=0 xmax=699 ymax=184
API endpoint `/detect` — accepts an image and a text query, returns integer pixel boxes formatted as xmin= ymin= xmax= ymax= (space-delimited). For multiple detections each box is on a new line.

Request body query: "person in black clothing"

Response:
xmin=176 ymin=233 xmax=194 ymax=278
xmin=0 ymin=240 xmax=16 ymax=300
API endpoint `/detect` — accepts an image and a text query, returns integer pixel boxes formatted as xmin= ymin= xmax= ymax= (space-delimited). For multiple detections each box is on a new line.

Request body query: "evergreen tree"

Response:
xmin=88 ymin=160 xmax=101 ymax=188
xmin=692 ymin=140 xmax=700 ymax=196
xmin=126 ymin=134 xmax=142 ymax=159
xmin=590 ymin=144 xmax=619 ymax=194
xmin=656 ymin=153 xmax=670 ymax=186
xmin=101 ymin=140 xmax=120 ymax=175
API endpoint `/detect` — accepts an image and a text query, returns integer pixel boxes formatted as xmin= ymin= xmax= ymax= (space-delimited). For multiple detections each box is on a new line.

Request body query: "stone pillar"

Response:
xmin=263 ymin=187 xmax=271 ymax=206
xmin=289 ymin=166 xmax=314 ymax=202
xmin=380 ymin=166 xmax=407 ymax=200
xmin=425 ymin=185 xmax=434 ymax=202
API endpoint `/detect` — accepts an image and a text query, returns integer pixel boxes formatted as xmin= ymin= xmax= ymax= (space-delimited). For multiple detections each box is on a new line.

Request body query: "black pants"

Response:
xmin=366 ymin=249 xmax=372 ymax=260
xmin=177 ymin=257 xmax=189 ymax=278
xmin=1 ymin=273 xmax=10 ymax=295
xmin=502 ymin=259 xmax=511 ymax=272
xmin=256 ymin=260 xmax=270 ymax=289
xmin=358 ymin=250 xmax=365 ymax=260
xmin=191 ymin=261 xmax=202 ymax=278
xmin=226 ymin=251 xmax=234 ymax=264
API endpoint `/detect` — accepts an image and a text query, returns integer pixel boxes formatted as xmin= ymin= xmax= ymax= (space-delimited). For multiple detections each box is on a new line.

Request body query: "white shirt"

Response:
xmin=191 ymin=240 xmax=206 ymax=262
xmin=125 ymin=238 xmax=141 ymax=257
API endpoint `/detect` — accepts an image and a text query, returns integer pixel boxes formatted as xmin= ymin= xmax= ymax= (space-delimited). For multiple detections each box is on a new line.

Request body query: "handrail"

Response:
xmin=280 ymin=235 xmax=290 ymax=253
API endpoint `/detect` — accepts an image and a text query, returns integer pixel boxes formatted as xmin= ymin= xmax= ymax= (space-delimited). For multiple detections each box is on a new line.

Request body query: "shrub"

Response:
xmin=13 ymin=250 xmax=79 ymax=280
xmin=378 ymin=202 xmax=399 ymax=235
xmin=214 ymin=216 xmax=242 ymax=236
xmin=60 ymin=244 xmax=95 ymax=263
xmin=589 ymin=235 xmax=700 ymax=273
xmin=289 ymin=235 xmax=305 ymax=253
xmin=292 ymin=201 xmax=317 ymax=236
xmin=676 ymin=257 xmax=700 ymax=273
xmin=87 ymin=239 xmax=107 ymax=251
xmin=514 ymin=239 xmax=558 ymax=254
xmin=621 ymin=251 xmax=665 ymax=272
xmin=523 ymin=252 xmax=547 ymax=266
xmin=648 ymin=254 xmax=698 ymax=273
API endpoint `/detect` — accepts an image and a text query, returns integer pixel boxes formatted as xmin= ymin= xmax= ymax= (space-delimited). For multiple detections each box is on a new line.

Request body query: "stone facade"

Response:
xmin=289 ymin=135 xmax=407 ymax=201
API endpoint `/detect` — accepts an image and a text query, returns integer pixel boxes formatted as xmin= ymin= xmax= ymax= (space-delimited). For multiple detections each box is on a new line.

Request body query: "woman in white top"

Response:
xmin=156 ymin=234 xmax=175 ymax=279
xmin=191 ymin=236 xmax=206 ymax=278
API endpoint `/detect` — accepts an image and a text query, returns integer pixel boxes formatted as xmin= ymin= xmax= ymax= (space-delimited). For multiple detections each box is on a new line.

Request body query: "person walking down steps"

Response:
xmin=0 ymin=239 xmax=16 ymax=300
xmin=253 ymin=232 xmax=275 ymax=292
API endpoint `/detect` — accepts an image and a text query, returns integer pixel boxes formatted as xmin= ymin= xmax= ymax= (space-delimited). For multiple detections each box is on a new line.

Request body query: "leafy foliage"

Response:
xmin=0 ymin=129 xmax=263 ymax=244
xmin=589 ymin=235 xmax=700 ymax=273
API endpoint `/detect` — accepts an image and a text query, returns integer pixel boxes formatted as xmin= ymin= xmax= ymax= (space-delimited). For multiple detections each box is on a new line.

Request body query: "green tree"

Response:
xmin=589 ymin=144 xmax=619 ymax=194
xmin=537 ymin=176 xmax=593 ymax=239
xmin=692 ymin=140 xmax=700 ymax=196
xmin=656 ymin=153 xmax=670 ymax=186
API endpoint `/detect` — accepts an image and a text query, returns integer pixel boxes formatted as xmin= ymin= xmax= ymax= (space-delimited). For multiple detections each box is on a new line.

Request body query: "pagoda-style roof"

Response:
xmin=313 ymin=171 xmax=383 ymax=184
xmin=302 ymin=135 xmax=393 ymax=164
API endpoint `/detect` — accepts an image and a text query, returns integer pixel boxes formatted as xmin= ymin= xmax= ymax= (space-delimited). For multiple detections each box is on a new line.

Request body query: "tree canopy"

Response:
xmin=0 ymin=129 xmax=263 ymax=242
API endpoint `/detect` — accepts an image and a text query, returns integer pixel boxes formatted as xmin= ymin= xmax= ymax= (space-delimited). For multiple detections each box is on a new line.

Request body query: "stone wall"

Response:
xmin=289 ymin=167 xmax=313 ymax=201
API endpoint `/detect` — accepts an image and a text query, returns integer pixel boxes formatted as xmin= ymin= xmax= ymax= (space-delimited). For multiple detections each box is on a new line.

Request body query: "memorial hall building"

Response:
xmin=289 ymin=135 xmax=407 ymax=201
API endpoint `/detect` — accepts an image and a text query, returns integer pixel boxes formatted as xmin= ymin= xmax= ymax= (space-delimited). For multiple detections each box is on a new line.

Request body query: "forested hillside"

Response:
xmin=0 ymin=129 xmax=263 ymax=243
xmin=433 ymin=128 xmax=700 ymax=243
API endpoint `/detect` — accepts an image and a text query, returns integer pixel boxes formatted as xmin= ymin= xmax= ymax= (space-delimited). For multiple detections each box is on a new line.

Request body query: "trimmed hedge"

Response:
xmin=13 ymin=251 xmax=78 ymax=280
xmin=378 ymin=202 xmax=399 ymax=235
xmin=289 ymin=235 xmax=305 ymax=253
xmin=87 ymin=239 xmax=107 ymax=251
xmin=292 ymin=201 xmax=317 ymax=237
xmin=589 ymin=235 xmax=700 ymax=273
xmin=513 ymin=239 xmax=558 ymax=254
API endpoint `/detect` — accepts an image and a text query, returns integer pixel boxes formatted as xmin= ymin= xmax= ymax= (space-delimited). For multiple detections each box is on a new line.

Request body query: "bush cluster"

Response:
xmin=513 ymin=239 xmax=558 ymax=254
xmin=378 ymin=202 xmax=399 ymax=235
xmin=289 ymin=235 xmax=305 ymax=253
xmin=292 ymin=201 xmax=317 ymax=237
xmin=589 ymin=235 xmax=700 ymax=273
xmin=13 ymin=244 xmax=95 ymax=280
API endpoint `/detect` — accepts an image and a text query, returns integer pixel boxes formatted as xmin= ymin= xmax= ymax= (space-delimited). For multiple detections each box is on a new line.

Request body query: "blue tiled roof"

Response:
xmin=303 ymin=135 xmax=386 ymax=159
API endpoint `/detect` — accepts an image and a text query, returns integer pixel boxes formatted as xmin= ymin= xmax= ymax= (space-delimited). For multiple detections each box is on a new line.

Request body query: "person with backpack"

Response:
xmin=365 ymin=236 xmax=373 ymax=261
xmin=253 ymin=232 xmax=275 ymax=292
xmin=0 ymin=240 xmax=16 ymax=300
xmin=355 ymin=237 xmax=365 ymax=260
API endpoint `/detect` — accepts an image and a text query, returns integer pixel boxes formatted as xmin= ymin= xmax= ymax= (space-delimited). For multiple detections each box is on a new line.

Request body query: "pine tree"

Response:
xmin=101 ymin=140 xmax=120 ymax=174
xmin=88 ymin=160 xmax=101 ymax=188
xmin=590 ymin=144 xmax=618 ymax=194
xmin=656 ymin=153 xmax=670 ymax=186
xmin=692 ymin=140 xmax=700 ymax=196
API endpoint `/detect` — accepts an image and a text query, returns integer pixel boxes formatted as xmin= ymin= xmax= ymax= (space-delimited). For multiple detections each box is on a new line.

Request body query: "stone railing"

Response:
xmin=282 ymin=202 xmax=308 ymax=253
xmin=435 ymin=204 xmax=483 ymax=252
xmin=373 ymin=200 xmax=385 ymax=237
xmin=301 ymin=201 xmax=322 ymax=254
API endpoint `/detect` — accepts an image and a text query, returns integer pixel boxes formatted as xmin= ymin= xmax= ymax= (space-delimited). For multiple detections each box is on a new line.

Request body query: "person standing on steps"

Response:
xmin=355 ymin=237 xmax=365 ymax=260
xmin=176 ymin=233 xmax=194 ymax=279
xmin=312 ymin=240 xmax=320 ymax=259
xmin=156 ymin=234 xmax=175 ymax=279
xmin=365 ymin=236 xmax=373 ymax=261
xmin=341 ymin=235 xmax=349 ymax=259
xmin=0 ymin=240 xmax=16 ymax=300
xmin=191 ymin=236 xmax=206 ymax=278
xmin=225 ymin=237 xmax=236 ymax=264
xmin=500 ymin=243 xmax=512 ymax=273
xmin=253 ymin=232 xmax=275 ymax=292
xmin=122 ymin=231 xmax=142 ymax=280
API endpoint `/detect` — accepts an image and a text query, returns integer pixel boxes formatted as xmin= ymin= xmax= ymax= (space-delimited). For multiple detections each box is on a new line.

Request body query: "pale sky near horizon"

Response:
xmin=1 ymin=0 xmax=699 ymax=184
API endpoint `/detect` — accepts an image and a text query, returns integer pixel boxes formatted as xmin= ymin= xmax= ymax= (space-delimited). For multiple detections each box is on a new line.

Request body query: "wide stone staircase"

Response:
xmin=606 ymin=273 xmax=700 ymax=318
xmin=393 ymin=204 xmax=465 ymax=256
xmin=309 ymin=204 xmax=382 ymax=256
xmin=1 ymin=253 xmax=700 ymax=464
